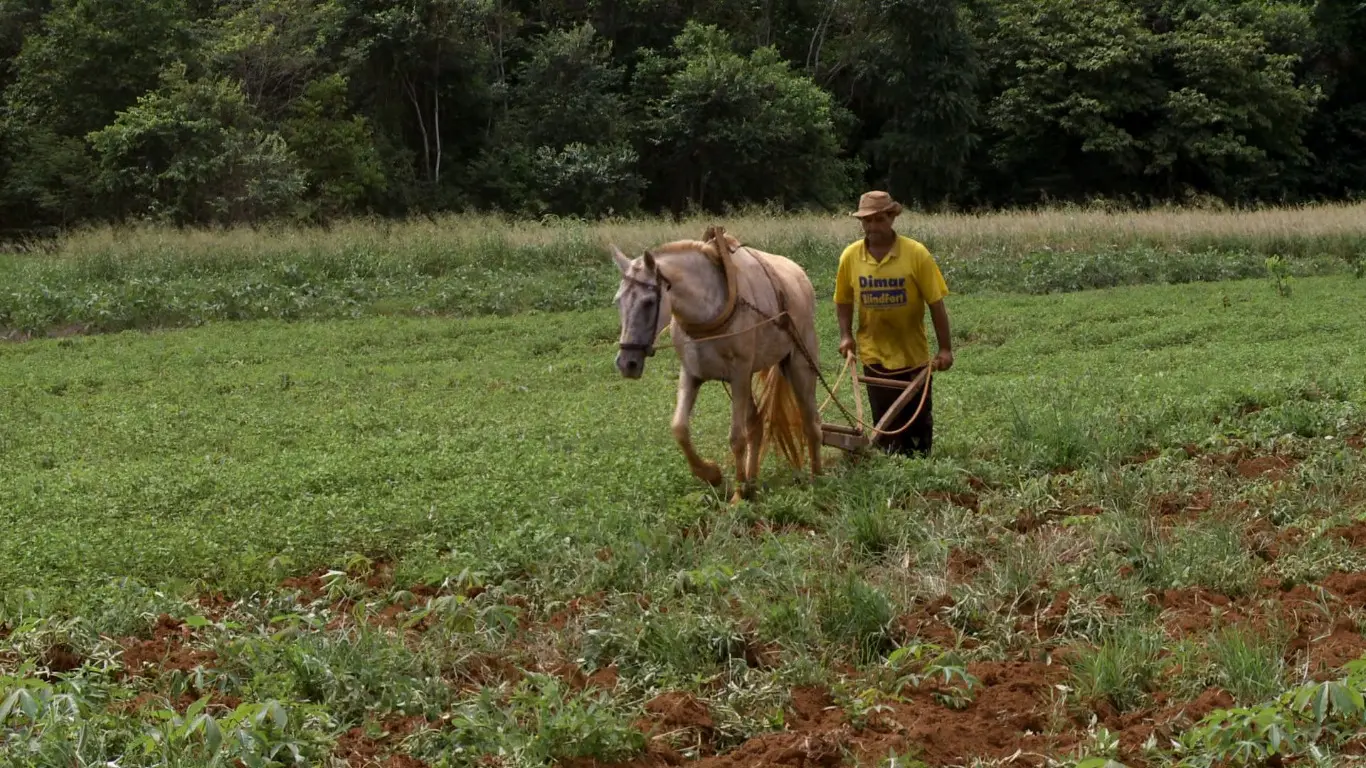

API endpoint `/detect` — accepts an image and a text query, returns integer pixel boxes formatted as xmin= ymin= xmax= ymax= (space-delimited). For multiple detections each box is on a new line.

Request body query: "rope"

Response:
xmin=644 ymin=238 xmax=935 ymax=444
xmin=655 ymin=309 xmax=790 ymax=347
xmin=835 ymin=355 xmax=933 ymax=438
xmin=656 ymin=319 xmax=934 ymax=441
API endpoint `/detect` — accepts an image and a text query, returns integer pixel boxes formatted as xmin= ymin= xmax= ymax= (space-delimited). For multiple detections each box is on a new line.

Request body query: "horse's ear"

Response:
xmin=643 ymin=250 xmax=657 ymax=273
xmin=610 ymin=244 xmax=631 ymax=275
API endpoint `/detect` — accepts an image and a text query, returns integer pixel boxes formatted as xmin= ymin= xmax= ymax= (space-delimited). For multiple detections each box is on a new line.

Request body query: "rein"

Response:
xmin=617 ymin=229 xmax=935 ymax=443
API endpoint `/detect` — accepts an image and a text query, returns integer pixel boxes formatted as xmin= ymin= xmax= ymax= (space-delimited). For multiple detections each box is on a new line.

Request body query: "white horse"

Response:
xmin=609 ymin=227 xmax=823 ymax=502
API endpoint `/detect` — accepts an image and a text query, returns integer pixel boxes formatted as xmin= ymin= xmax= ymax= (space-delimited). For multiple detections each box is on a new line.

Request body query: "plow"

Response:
xmin=815 ymin=352 xmax=934 ymax=453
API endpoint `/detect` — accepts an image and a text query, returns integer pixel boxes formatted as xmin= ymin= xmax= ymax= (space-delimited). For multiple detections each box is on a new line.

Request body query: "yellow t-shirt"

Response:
xmin=833 ymin=235 xmax=949 ymax=371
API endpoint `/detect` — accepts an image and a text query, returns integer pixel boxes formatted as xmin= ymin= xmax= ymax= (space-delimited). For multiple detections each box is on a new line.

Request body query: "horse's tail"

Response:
xmin=754 ymin=364 xmax=809 ymax=472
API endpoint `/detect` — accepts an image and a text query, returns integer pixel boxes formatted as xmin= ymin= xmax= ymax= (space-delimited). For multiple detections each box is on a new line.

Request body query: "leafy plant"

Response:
xmin=1266 ymin=255 xmax=1294 ymax=297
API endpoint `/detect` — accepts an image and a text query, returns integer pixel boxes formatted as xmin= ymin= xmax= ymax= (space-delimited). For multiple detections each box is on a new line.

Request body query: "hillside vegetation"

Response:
xmin=2 ymin=0 xmax=1365 ymax=235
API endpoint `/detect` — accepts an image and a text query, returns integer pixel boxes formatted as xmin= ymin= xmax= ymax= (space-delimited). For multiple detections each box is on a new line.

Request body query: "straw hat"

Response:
xmin=851 ymin=190 xmax=903 ymax=218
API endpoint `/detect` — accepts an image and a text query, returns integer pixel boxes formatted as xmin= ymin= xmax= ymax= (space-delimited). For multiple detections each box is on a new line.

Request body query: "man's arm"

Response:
xmin=837 ymin=302 xmax=855 ymax=359
xmin=929 ymin=299 xmax=953 ymax=371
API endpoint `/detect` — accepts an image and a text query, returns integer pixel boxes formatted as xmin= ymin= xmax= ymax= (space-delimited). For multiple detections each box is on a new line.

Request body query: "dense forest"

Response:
xmin=1 ymin=0 xmax=1363 ymax=232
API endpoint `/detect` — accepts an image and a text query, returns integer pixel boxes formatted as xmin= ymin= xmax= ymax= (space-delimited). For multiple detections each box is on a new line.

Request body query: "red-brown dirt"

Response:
xmin=895 ymin=595 xmax=962 ymax=648
xmin=589 ymin=571 xmax=1366 ymax=768
xmin=1152 ymin=587 xmax=1243 ymax=637
xmin=574 ymin=673 xmax=1246 ymax=768
xmin=658 ymin=663 xmax=1075 ymax=768
xmin=170 ymin=479 xmax=1366 ymax=768
xmin=1151 ymin=489 xmax=1212 ymax=519
xmin=38 ymin=642 xmax=84 ymax=679
xmin=552 ymin=661 xmax=621 ymax=692
xmin=1329 ymin=521 xmax=1366 ymax=548
xmin=945 ymin=549 xmax=983 ymax=583
xmin=923 ymin=490 xmax=980 ymax=512
xmin=119 ymin=614 xmax=217 ymax=678
xmin=1149 ymin=570 xmax=1366 ymax=682
xmin=196 ymin=591 xmax=235 ymax=621
xmin=1236 ymin=455 xmax=1297 ymax=481
xmin=334 ymin=715 xmax=433 ymax=768
xmin=114 ymin=690 xmax=243 ymax=716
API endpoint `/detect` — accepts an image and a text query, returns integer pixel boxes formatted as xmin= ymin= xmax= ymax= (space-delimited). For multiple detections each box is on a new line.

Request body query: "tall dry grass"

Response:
xmin=1 ymin=201 xmax=1360 ymax=337
xmin=23 ymin=200 xmax=1366 ymax=265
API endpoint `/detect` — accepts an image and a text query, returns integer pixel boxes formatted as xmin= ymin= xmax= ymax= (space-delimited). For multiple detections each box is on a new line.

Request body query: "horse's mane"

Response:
xmin=651 ymin=230 xmax=743 ymax=264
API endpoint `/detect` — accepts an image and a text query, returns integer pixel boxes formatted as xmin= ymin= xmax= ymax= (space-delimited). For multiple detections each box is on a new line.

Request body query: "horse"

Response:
xmin=609 ymin=226 xmax=824 ymax=502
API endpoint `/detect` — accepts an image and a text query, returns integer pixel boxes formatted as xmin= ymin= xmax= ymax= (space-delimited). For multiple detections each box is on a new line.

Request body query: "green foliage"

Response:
xmin=1172 ymin=659 xmax=1366 ymax=766
xmin=632 ymin=21 xmax=860 ymax=213
xmin=281 ymin=73 xmax=386 ymax=219
xmin=971 ymin=0 xmax=1159 ymax=202
xmin=416 ymin=674 xmax=647 ymax=766
xmin=1069 ymin=625 xmax=1167 ymax=713
xmin=1 ymin=0 xmax=1365 ymax=228
xmin=1266 ymin=254 xmax=1294 ymax=297
xmin=0 ymin=0 xmax=193 ymax=224
xmin=86 ymin=64 xmax=306 ymax=225
xmin=821 ymin=0 xmax=983 ymax=207
xmin=470 ymin=23 xmax=644 ymax=217
xmin=0 ymin=681 xmax=334 ymax=767
xmin=968 ymin=0 xmax=1321 ymax=205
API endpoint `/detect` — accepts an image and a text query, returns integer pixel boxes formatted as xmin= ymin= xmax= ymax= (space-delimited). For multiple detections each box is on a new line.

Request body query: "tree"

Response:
xmin=632 ymin=21 xmax=861 ymax=215
xmin=964 ymin=0 xmax=1321 ymax=206
xmin=281 ymin=73 xmax=387 ymax=219
xmin=86 ymin=64 xmax=306 ymax=225
xmin=468 ymin=22 xmax=644 ymax=217
xmin=1143 ymin=0 xmax=1322 ymax=202
xmin=817 ymin=0 xmax=983 ymax=208
xmin=0 ymin=0 xmax=194 ymax=224
xmin=1298 ymin=0 xmax=1366 ymax=200
xmin=338 ymin=0 xmax=501 ymax=197
xmin=966 ymin=0 xmax=1162 ymax=205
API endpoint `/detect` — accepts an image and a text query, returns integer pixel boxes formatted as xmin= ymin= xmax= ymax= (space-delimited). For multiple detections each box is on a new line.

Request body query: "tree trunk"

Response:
xmin=404 ymin=76 xmax=433 ymax=183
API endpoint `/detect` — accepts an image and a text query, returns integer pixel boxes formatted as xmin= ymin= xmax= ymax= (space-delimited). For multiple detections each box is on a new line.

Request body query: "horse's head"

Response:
xmin=610 ymin=244 xmax=671 ymax=379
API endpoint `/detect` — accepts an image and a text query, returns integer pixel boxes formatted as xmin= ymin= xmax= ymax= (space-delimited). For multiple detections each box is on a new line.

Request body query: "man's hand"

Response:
xmin=836 ymin=303 xmax=856 ymax=361
xmin=838 ymin=334 xmax=857 ymax=360
xmin=932 ymin=348 xmax=954 ymax=372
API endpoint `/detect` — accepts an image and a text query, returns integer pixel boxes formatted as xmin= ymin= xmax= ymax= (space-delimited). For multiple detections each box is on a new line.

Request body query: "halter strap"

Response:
xmin=617 ymin=271 xmax=668 ymax=356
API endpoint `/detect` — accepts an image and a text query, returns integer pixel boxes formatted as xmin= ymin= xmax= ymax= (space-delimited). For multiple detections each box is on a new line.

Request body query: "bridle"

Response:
xmin=616 ymin=268 xmax=671 ymax=357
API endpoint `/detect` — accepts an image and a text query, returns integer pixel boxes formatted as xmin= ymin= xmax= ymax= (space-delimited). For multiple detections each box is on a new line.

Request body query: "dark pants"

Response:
xmin=864 ymin=363 xmax=933 ymax=457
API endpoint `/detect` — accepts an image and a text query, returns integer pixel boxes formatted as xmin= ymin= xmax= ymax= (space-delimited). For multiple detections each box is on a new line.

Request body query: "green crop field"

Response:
xmin=2 ymin=206 xmax=1366 ymax=767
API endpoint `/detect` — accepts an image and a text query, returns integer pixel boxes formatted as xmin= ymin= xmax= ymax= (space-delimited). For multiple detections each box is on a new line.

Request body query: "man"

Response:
xmin=833 ymin=190 xmax=953 ymax=457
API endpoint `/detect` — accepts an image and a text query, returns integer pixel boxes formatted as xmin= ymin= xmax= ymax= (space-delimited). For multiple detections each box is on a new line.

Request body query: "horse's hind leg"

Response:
xmin=783 ymin=351 xmax=824 ymax=479
xmin=673 ymin=369 xmax=723 ymax=487
xmin=728 ymin=372 xmax=757 ymax=503
xmin=744 ymin=382 xmax=764 ymax=489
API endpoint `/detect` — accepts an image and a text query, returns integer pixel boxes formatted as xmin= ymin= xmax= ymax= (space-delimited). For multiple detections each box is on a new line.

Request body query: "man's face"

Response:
xmin=859 ymin=211 xmax=896 ymax=243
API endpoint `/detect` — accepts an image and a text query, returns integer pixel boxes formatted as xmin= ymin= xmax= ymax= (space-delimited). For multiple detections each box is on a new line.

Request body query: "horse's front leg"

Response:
xmin=728 ymin=372 xmax=756 ymax=504
xmin=673 ymin=369 xmax=722 ymax=487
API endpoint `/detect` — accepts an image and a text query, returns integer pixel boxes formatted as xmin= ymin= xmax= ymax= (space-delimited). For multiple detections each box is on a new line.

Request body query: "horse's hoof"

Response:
xmin=698 ymin=461 xmax=724 ymax=487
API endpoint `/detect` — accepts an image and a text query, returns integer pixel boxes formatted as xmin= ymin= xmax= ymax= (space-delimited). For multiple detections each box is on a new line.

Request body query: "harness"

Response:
xmin=616 ymin=270 xmax=670 ymax=357
xmin=616 ymin=225 xmax=746 ymax=357
xmin=614 ymin=227 xmax=933 ymax=445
